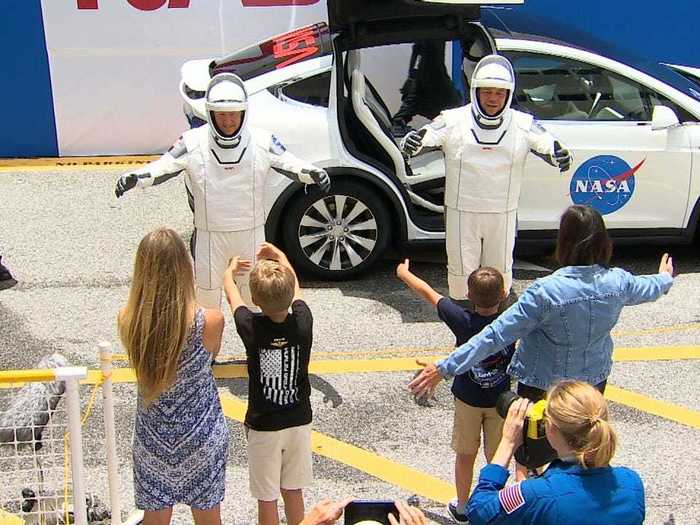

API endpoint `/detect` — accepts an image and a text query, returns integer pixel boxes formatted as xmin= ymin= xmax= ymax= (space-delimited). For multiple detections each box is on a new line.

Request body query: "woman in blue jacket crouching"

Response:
xmin=467 ymin=380 xmax=644 ymax=524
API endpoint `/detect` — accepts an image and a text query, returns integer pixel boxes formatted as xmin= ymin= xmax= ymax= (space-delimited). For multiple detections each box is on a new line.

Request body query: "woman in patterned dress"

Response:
xmin=118 ymin=228 xmax=229 ymax=525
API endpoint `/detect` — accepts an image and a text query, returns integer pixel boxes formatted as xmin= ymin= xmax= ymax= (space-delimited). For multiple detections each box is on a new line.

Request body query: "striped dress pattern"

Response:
xmin=132 ymin=308 xmax=229 ymax=511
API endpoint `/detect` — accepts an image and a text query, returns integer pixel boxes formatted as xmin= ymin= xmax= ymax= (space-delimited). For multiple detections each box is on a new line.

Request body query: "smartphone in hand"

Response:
xmin=344 ymin=500 xmax=398 ymax=525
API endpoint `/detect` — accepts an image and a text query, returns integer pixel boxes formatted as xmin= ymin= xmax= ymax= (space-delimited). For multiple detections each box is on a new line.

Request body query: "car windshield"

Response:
xmin=212 ymin=23 xmax=333 ymax=81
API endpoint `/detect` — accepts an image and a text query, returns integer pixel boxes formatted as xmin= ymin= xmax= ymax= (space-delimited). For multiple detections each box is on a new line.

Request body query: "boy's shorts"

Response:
xmin=451 ymin=397 xmax=503 ymax=460
xmin=246 ymin=423 xmax=312 ymax=501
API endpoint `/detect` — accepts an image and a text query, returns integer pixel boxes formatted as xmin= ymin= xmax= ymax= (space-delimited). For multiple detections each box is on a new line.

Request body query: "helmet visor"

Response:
xmin=476 ymin=87 xmax=510 ymax=118
xmin=210 ymin=110 xmax=245 ymax=139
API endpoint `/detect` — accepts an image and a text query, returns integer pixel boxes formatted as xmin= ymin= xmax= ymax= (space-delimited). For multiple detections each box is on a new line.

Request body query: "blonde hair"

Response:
xmin=547 ymin=380 xmax=617 ymax=468
xmin=118 ymin=228 xmax=195 ymax=405
xmin=249 ymin=260 xmax=295 ymax=312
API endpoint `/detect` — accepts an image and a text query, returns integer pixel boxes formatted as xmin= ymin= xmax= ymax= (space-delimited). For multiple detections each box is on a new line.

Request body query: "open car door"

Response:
xmin=328 ymin=0 xmax=522 ymax=49
xmin=330 ymin=0 xmax=522 ymax=228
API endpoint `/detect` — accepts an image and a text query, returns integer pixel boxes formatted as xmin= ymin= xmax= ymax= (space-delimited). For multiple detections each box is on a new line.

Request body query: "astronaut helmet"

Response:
xmin=205 ymin=73 xmax=248 ymax=147
xmin=470 ymin=54 xmax=515 ymax=127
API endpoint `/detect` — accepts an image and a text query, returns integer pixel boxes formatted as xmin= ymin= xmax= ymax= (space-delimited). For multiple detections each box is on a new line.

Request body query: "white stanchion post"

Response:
xmin=59 ymin=368 xmax=88 ymax=525
xmin=99 ymin=341 xmax=122 ymax=525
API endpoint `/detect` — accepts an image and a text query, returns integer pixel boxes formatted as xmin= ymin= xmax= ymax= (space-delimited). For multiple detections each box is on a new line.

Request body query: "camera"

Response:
xmin=496 ymin=391 xmax=558 ymax=469
xmin=344 ymin=500 xmax=398 ymax=525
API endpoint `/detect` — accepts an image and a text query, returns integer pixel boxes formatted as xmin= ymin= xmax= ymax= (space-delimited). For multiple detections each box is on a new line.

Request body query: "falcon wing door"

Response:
xmin=328 ymin=0 xmax=522 ymax=49
xmin=212 ymin=23 xmax=333 ymax=80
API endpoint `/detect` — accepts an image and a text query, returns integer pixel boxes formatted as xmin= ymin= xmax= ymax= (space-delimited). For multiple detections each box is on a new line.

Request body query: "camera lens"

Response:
xmin=496 ymin=391 xmax=519 ymax=419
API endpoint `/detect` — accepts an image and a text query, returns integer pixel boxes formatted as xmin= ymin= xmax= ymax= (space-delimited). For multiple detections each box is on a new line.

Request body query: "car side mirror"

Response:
xmin=651 ymin=105 xmax=679 ymax=130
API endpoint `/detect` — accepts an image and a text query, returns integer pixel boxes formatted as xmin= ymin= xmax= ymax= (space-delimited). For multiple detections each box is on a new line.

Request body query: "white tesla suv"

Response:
xmin=180 ymin=1 xmax=700 ymax=278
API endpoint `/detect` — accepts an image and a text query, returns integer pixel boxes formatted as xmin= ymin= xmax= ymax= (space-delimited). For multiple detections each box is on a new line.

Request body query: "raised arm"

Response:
xmin=115 ymin=136 xmax=190 ymax=197
xmin=399 ymin=114 xmax=449 ymax=157
xmin=223 ymin=256 xmax=252 ymax=313
xmin=526 ymin=120 xmax=571 ymax=173
xmin=267 ymin=134 xmax=330 ymax=193
xmin=202 ymin=309 xmax=225 ymax=358
xmin=257 ymin=242 xmax=302 ymax=301
xmin=396 ymin=258 xmax=443 ymax=307
xmin=437 ymin=283 xmax=545 ymax=378
xmin=622 ymin=253 xmax=674 ymax=305
xmin=408 ymin=285 xmax=545 ymax=399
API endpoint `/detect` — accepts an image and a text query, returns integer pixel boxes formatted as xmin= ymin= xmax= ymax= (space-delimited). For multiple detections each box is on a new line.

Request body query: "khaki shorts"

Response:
xmin=246 ymin=424 xmax=313 ymax=501
xmin=451 ymin=398 xmax=504 ymax=460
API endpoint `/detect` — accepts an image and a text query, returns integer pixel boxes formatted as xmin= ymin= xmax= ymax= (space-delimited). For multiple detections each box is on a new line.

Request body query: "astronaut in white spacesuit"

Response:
xmin=401 ymin=54 xmax=571 ymax=300
xmin=115 ymin=73 xmax=330 ymax=308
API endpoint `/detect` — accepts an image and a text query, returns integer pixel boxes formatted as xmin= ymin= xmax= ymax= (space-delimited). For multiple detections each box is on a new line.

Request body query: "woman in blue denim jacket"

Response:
xmin=409 ymin=205 xmax=674 ymax=400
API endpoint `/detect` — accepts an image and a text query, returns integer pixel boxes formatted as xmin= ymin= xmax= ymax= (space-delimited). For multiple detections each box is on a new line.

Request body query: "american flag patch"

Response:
xmin=498 ymin=482 xmax=525 ymax=514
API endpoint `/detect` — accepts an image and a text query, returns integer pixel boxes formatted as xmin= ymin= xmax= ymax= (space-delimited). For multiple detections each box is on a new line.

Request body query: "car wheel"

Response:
xmin=283 ymin=181 xmax=391 ymax=279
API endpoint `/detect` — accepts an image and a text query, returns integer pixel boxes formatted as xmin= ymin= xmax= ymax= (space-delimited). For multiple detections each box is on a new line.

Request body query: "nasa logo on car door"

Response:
xmin=569 ymin=155 xmax=646 ymax=215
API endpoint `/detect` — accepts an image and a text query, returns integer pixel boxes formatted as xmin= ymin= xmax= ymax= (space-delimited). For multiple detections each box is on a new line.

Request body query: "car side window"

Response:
xmin=276 ymin=70 xmax=331 ymax=108
xmin=503 ymin=51 xmax=679 ymax=122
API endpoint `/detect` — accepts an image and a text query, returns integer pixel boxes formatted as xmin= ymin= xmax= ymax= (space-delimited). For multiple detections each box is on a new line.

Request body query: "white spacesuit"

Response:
xmin=116 ymin=73 xmax=330 ymax=308
xmin=401 ymin=55 xmax=571 ymax=300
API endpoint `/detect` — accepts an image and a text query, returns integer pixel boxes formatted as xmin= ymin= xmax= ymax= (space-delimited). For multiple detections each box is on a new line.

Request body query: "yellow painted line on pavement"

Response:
xmin=4 ymin=345 xmax=699 ymax=390
xmin=605 ymin=385 xmax=700 ymax=430
xmin=77 ymin=357 xmax=446 ymax=385
xmin=310 ymin=345 xmax=700 ymax=364
xmin=219 ymin=392 xmax=247 ymax=420
xmin=280 ymin=346 xmax=452 ymax=360
xmin=612 ymin=345 xmax=700 ymax=361
xmin=218 ymin=392 xmax=455 ymax=504
xmin=308 ymin=356 xmax=447 ymax=374
xmin=0 ymin=155 xmax=158 ymax=173
xmin=111 ymin=347 xmax=452 ymax=362
xmin=113 ymin=343 xmax=700 ymax=364
xmin=307 ymin=343 xmax=700 ymax=362
xmin=109 ymin=322 xmax=700 ymax=363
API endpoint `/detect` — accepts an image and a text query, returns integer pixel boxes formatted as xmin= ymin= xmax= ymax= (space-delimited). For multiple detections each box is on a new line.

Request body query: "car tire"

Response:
xmin=282 ymin=180 xmax=391 ymax=279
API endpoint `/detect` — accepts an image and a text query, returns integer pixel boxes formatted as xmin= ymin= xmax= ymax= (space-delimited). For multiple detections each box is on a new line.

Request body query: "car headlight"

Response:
xmin=183 ymin=84 xmax=206 ymax=100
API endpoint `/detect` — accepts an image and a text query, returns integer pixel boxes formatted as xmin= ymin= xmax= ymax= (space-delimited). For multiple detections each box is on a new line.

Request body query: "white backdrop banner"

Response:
xmin=41 ymin=0 xmax=326 ymax=156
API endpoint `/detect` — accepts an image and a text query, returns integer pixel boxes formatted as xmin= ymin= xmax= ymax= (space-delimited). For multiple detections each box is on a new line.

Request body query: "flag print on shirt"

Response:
xmin=499 ymin=482 xmax=525 ymax=514
xmin=259 ymin=339 xmax=300 ymax=406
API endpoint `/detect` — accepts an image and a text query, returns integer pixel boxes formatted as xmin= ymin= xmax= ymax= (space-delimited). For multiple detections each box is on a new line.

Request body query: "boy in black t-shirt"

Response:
xmin=396 ymin=261 xmax=514 ymax=524
xmin=224 ymin=242 xmax=312 ymax=525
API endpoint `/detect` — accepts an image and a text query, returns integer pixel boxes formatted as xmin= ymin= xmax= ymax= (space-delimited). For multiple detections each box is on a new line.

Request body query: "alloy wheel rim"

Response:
xmin=298 ymin=194 xmax=378 ymax=271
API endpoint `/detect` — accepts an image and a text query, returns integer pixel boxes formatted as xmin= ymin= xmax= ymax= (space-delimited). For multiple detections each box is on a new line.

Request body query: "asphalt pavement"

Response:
xmin=0 ymin=169 xmax=698 ymax=524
